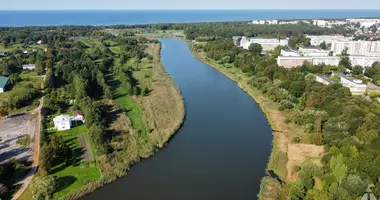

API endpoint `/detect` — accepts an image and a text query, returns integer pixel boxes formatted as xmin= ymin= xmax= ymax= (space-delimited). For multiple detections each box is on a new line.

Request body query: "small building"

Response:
xmin=22 ymin=64 xmax=36 ymax=71
xmin=53 ymin=115 xmax=72 ymax=131
xmin=0 ymin=76 xmax=8 ymax=93
xmin=334 ymin=73 xmax=367 ymax=95
xmin=36 ymin=40 xmax=42 ymax=45
xmin=23 ymin=50 xmax=28 ymax=54
xmin=72 ymin=111 xmax=85 ymax=123
xmin=0 ymin=52 xmax=8 ymax=56
xmin=315 ymin=75 xmax=334 ymax=85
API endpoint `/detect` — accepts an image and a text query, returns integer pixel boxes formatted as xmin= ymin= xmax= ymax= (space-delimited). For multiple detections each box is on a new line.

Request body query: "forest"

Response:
xmin=189 ymin=34 xmax=380 ymax=199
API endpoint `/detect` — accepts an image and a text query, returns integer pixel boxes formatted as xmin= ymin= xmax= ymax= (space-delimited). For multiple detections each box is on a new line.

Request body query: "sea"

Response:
xmin=1 ymin=10 xmax=380 ymax=27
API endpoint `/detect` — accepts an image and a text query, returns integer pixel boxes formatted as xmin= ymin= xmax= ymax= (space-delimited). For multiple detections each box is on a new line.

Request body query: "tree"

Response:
xmin=320 ymin=41 xmax=327 ymax=50
xmin=352 ymin=65 xmax=363 ymax=75
xmin=343 ymin=174 xmax=367 ymax=197
xmin=39 ymin=144 xmax=54 ymax=175
xmin=44 ymin=69 xmax=55 ymax=89
xmin=35 ymin=60 xmax=45 ymax=75
xmin=30 ymin=176 xmax=56 ymax=200
xmin=357 ymin=130 xmax=378 ymax=144
xmin=330 ymin=154 xmax=348 ymax=184
xmin=339 ymin=56 xmax=352 ymax=69
xmin=248 ymin=43 xmax=263 ymax=56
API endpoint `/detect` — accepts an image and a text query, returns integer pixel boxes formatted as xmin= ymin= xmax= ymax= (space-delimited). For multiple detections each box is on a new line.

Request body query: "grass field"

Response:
xmin=50 ymin=125 xmax=100 ymax=199
xmin=18 ymin=125 xmax=101 ymax=200
xmin=0 ymin=73 xmax=43 ymax=113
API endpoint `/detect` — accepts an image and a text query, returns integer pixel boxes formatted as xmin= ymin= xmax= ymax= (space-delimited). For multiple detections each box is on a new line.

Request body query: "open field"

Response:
xmin=135 ymin=43 xmax=185 ymax=147
xmin=0 ymin=112 xmax=38 ymax=164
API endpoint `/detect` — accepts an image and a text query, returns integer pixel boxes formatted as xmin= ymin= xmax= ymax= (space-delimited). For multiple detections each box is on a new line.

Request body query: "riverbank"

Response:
xmin=18 ymin=39 xmax=185 ymax=200
xmin=188 ymin=42 xmax=324 ymax=199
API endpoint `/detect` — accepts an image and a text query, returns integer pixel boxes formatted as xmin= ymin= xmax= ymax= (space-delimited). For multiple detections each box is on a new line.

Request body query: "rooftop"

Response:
xmin=0 ymin=76 xmax=8 ymax=88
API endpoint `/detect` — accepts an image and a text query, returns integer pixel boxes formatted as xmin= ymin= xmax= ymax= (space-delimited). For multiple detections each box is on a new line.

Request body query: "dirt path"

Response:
xmin=12 ymin=81 xmax=44 ymax=200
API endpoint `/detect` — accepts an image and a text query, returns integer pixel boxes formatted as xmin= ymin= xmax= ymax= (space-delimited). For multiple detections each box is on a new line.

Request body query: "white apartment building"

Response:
xmin=277 ymin=56 xmax=312 ymax=68
xmin=346 ymin=18 xmax=380 ymax=28
xmin=306 ymin=35 xmax=348 ymax=46
xmin=330 ymin=41 xmax=378 ymax=55
xmin=298 ymin=47 xmax=330 ymax=57
xmin=239 ymin=37 xmax=288 ymax=51
xmin=349 ymin=56 xmax=380 ymax=67
xmin=251 ymin=20 xmax=278 ymax=25
xmin=313 ymin=20 xmax=327 ymax=27
xmin=312 ymin=57 xmax=340 ymax=65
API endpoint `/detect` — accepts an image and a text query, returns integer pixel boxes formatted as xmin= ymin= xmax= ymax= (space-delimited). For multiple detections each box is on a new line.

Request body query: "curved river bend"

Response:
xmin=84 ymin=38 xmax=273 ymax=200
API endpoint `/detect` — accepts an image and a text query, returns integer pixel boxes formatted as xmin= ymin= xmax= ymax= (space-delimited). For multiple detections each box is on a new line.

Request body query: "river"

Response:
xmin=83 ymin=38 xmax=273 ymax=199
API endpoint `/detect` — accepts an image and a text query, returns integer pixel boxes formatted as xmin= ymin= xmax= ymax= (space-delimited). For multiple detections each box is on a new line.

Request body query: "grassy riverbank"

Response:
xmin=189 ymin=41 xmax=324 ymax=199
xmin=17 ymin=36 xmax=184 ymax=200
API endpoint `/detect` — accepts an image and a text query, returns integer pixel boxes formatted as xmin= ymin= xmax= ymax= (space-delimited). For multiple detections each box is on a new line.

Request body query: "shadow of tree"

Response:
xmin=54 ymin=176 xmax=77 ymax=193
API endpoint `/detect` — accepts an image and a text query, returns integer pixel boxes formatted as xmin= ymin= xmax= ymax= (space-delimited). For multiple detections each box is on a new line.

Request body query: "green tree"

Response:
xmin=339 ymin=57 xmax=351 ymax=69
xmin=320 ymin=41 xmax=328 ymax=50
xmin=330 ymin=154 xmax=348 ymax=184
xmin=352 ymin=65 xmax=363 ymax=75
xmin=30 ymin=176 xmax=56 ymax=200
xmin=35 ymin=60 xmax=45 ymax=75
xmin=248 ymin=43 xmax=263 ymax=56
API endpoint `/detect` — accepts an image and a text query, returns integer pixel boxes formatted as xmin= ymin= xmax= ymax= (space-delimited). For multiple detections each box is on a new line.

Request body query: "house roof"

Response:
xmin=0 ymin=76 xmax=8 ymax=89
xmin=53 ymin=115 xmax=71 ymax=123
xmin=317 ymin=75 xmax=334 ymax=84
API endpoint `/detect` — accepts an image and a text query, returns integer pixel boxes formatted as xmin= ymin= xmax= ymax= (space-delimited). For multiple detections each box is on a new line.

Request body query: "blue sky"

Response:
xmin=1 ymin=0 xmax=380 ymax=10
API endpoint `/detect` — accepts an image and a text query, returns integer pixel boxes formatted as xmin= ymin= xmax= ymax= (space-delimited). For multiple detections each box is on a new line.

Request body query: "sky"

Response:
xmin=1 ymin=0 xmax=380 ymax=10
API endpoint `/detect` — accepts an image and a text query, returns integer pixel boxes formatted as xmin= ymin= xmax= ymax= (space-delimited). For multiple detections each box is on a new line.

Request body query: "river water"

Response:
xmin=84 ymin=38 xmax=273 ymax=199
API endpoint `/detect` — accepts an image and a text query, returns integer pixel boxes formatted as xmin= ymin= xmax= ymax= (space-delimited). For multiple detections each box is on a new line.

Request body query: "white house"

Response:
xmin=36 ymin=40 xmax=42 ymax=45
xmin=22 ymin=64 xmax=36 ymax=71
xmin=53 ymin=115 xmax=72 ymax=131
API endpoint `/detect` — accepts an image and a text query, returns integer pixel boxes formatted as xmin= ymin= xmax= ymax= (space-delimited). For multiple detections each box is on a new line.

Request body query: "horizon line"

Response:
xmin=1 ymin=8 xmax=380 ymax=11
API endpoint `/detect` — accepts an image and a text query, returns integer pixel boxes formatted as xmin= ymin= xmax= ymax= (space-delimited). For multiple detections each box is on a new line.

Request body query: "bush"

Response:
xmin=16 ymin=135 xmax=31 ymax=147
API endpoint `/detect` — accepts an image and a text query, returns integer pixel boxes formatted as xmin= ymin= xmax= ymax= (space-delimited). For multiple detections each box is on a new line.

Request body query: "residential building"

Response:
xmin=72 ymin=111 xmax=86 ymax=123
xmin=251 ymin=20 xmax=278 ymax=25
xmin=330 ymin=41 xmax=374 ymax=55
xmin=334 ymin=73 xmax=367 ymax=94
xmin=36 ymin=40 xmax=42 ymax=45
xmin=22 ymin=64 xmax=36 ymax=71
xmin=306 ymin=35 xmax=348 ymax=46
xmin=350 ymin=56 xmax=380 ymax=67
xmin=313 ymin=20 xmax=327 ymax=27
xmin=346 ymin=18 xmax=380 ymax=28
xmin=298 ymin=47 xmax=330 ymax=57
xmin=277 ymin=56 xmax=312 ymax=68
xmin=53 ymin=115 xmax=72 ymax=131
xmin=239 ymin=37 xmax=288 ymax=51
xmin=315 ymin=75 xmax=334 ymax=85
xmin=277 ymin=56 xmax=340 ymax=68
xmin=0 ymin=52 xmax=7 ymax=56
xmin=280 ymin=49 xmax=300 ymax=57
xmin=312 ymin=57 xmax=340 ymax=65
xmin=0 ymin=76 xmax=8 ymax=93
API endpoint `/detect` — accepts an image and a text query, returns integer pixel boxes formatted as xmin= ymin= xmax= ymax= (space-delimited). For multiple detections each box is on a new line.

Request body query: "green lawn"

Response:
xmin=50 ymin=125 xmax=101 ymax=199
xmin=110 ymin=56 xmax=149 ymax=137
